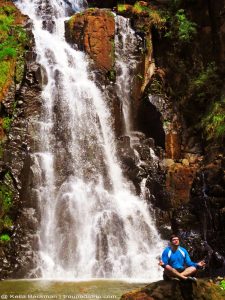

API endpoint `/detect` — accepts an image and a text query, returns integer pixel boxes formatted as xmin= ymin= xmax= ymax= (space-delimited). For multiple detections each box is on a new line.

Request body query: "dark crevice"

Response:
xmin=137 ymin=99 xmax=165 ymax=149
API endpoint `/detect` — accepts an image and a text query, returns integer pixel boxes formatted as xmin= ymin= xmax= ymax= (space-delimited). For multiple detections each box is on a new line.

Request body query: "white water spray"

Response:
xmin=115 ymin=16 xmax=140 ymax=135
xmin=16 ymin=0 xmax=164 ymax=281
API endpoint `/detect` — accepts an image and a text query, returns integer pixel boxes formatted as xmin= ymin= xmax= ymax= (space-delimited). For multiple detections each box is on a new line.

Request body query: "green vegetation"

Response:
xmin=2 ymin=116 xmax=12 ymax=132
xmin=202 ymin=98 xmax=225 ymax=141
xmin=0 ymin=183 xmax=13 ymax=212
xmin=189 ymin=63 xmax=220 ymax=104
xmin=0 ymin=60 xmax=11 ymax=89
xmin=117 ymin=2 xmax=166 ymax=31
xmin=0 ymin=4 xmax=28 ymax=93
xmin=175 ymin=9 xmax=196 ymax=41
xmin=2 ymin=215 xmax=13 ymax=229
xmin=0 ymin=13 xmax=14 ymax=33
xmin=144 ymin=0 xmax=224 ymax=146
xmin=107 ymin=69 xmax=116 ymax=82
xmin=149 ymin=77 xmax=164 ymax=97
xmin=0 ymin=172 xmax=14 ymax=215
xmin=0 ymin=233 xmax=10 ymax=242
xmin=220 ymin=280 xmax=225 ymax=290
xmin=0 ymin=5 xmax=16 ymax=15
xmin=149 ymin=10 xmax=166 ymax=31
xmin=133 ymin=2 xmax=150 ymax=14
xmin=165 ymin=9 xmax=197 ymax=42
xmin=192 ymin=63 xmax=217 ymax=88
xmin=0 ymin=171 xmax=14 ymax=241
xmin=117 ymin=4 xmax=126 ymax=13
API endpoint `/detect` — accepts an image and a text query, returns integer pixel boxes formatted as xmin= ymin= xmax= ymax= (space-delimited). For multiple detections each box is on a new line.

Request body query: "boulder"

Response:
xmin=65 ymin=9 xmax=115 ymax=73
xmin=120 ymin=279 xmax=225 ymax=300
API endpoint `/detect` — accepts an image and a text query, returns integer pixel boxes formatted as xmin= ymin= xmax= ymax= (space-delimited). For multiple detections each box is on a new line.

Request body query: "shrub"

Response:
xmin=192 ymin=63 xmax=217 ymax=88
xmin=220 ymin=280 xmax=225 ymax=290
xmin=165 ymin=9 xmax=197 ymax=42
xmin=201 ymin=98 xmax=225 ymax=141
xmin=117 ymin=4 xmax=126 ymax=13
xmin=0 ymin=60 xmax=11 ymax=88
xmin=176 ymin=9 xmax=196 ymax=41
xmin=150 ymin=10 xmax=166 ymax=31
xmin=189 ymin=62 xmax=221 ymax=105
xmin=0 ymin=14 xmax=14 ymax=32
xmin=0 ymin=4 xmax=28 ymax=92
xmin=0 ymin=183 xmax=13 ymax=212
xmin=3 ymin=215 xmax=13 ymax=229
xmin=0 ymin=47 xmax=17 ymax=60
xmin=2 ymin=117 xmax=12 ymax=132
xmin=0 ymin=234 xmax=10 ymax=242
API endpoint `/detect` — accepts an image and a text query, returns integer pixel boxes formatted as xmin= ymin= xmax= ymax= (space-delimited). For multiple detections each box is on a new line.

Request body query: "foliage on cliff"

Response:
xmin=0 ymin=171 xmax=14 ymax=242
xmin=0 ymin=2 xmax=28 ymax=152
xmin=0 ymin=1 xmax=28 ymax=101
xmin=117 ymin=1 xmax=166 ymax=31
xmin=0 ymin=1 xmax=28 ymax=244
xmin=150 ymin=0 xmax=225 ymax=145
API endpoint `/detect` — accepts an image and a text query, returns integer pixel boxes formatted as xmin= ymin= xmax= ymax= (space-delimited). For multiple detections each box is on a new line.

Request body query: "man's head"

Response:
xmin=170 ymin=234 xmax=180 ymax=247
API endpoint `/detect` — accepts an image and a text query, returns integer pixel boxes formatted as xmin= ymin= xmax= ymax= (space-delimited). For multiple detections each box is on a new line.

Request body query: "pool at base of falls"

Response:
xmin=0 ymin=279 xmax=147 ymax=300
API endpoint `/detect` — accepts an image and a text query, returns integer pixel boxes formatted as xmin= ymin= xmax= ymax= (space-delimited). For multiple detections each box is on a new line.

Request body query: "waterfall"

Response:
xmin=16 ymin=0 xmax=164 ymax=280
xmin=115 ymin=16 xmax=140 ymax=135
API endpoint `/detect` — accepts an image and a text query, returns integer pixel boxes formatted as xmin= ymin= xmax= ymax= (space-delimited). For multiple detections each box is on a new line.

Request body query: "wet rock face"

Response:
xmin=169 ymin=156 xmax=225 ymax=277
xmin=190 ymin=157 xmax=225 ymax=257
xmin=0 ymin=4 xmax=43 ymax=278
xmin=65 ymin=9 xmax=115 ymax=73
xmin=117 ymin=132 xmax=170 ymax=230
xmin=120 ymin=279 xmax=225 ymax=300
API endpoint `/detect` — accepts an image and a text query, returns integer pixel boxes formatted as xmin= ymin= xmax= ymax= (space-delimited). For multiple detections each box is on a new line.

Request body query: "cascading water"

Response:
xmin=16 ymin=0 xmax=164 ymax=280
xmin=115 ymin=16 xmax=140 ymax=135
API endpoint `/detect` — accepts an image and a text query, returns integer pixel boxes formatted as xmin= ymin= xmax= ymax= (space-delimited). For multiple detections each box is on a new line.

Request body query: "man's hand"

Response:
xmin=197 ymin=260 xmax=206 ymax=267
xmin=158 ymin=260 xmax=165 ymax=268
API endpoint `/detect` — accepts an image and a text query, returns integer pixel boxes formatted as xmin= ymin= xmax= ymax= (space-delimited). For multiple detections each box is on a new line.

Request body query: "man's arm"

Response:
xmin=184 ymin=249 xmax=205 ymax=268
xmin=161 ymin=248 xmax=169 ymax=267
xmin=184 ymin=249 xmax=198 ymax=267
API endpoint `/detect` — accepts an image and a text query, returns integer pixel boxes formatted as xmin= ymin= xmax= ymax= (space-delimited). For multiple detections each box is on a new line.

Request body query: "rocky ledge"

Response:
xmin=120 ymin=279 xmax=225 ymax=300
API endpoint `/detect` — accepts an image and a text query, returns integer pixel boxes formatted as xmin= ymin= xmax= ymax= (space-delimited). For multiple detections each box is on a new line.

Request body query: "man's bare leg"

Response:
xmin=180 ymin=266 xmax=197 ymax=277
xmin=164 ymin=268 xmax=187 ymax=280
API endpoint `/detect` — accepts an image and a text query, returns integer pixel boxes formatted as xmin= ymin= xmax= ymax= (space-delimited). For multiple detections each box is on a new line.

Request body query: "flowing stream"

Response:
xmin=16 ymin=0 xmax=164 ymax=281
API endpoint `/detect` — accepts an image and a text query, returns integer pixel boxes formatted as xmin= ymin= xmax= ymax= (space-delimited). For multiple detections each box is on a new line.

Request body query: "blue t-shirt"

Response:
xmin=162 ymin=246 xmax=198 ymax=270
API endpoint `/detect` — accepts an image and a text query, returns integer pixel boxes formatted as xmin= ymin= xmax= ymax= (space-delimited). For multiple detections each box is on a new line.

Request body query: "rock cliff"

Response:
xmin=0 ymin=1 xmax=42 ymax=278
xmin=0 ymin=0 xmax=225 ymax=279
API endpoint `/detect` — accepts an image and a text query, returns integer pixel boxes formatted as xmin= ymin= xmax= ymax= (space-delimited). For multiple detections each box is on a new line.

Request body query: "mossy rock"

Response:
xmin=121 ymin=279 xmax=225 ymax=300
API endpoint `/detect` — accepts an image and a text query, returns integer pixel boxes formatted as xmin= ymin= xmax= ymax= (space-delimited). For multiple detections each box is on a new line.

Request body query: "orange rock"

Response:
xmin=165 ymin=132 xmax=181 ymax=159
xmin=166 ymin=163 xmax=197 ymax=207
xmin=67 ymin=9 xmax=115 ymax=72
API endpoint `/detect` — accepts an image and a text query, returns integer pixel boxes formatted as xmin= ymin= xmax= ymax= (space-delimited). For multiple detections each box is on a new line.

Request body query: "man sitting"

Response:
xmin=159 ymin=234 xmax=205 ymax=281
